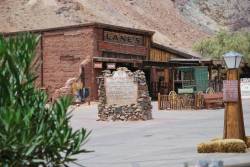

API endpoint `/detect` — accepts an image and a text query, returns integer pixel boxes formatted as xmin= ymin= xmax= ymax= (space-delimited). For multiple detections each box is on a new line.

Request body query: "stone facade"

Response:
xmin=98 ymin=67 xmax=152 ymax=121
xmin=52 ymin=77 xmax=77 ymax=101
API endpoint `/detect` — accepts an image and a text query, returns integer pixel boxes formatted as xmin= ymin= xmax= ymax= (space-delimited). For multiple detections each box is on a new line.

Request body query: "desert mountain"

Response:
xmin=0 ymin=0 xmax=249 ymax=53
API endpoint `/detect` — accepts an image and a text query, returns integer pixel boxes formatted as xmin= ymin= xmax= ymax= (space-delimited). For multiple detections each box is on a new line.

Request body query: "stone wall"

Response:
xmin=52 ymin=77 xmax=76 ymax=101
xmin=98 ymin=67 xmax=152 ymax=121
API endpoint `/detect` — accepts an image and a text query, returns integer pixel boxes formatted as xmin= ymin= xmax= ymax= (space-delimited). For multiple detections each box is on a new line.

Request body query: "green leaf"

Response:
xmin=193 ymin=30 xmax=250 ymax=63
xmin=0 ymin=33 xmax=91 ymax=166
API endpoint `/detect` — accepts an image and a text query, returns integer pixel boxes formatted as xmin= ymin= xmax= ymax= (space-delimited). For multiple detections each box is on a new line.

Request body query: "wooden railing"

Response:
xmin=158 ymin=91 xmax=204 ymax=110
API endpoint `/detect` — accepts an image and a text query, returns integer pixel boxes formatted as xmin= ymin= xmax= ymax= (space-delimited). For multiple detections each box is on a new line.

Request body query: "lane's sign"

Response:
xmin=104 ymin=30 xmax=144 ymax=46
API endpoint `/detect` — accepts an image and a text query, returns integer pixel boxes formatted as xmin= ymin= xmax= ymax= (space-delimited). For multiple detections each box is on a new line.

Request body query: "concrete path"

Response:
xmin=69 ymin=100 xmax=250 ymax=167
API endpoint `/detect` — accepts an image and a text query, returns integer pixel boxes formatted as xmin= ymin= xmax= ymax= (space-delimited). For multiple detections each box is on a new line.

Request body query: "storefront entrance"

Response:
xmin=144 ymin=67 xmax=170 ymax=100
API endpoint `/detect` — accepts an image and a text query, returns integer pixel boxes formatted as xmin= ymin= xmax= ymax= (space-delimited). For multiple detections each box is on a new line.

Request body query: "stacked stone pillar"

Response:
xmin=98 ymin=67 xmax=152 ymax=121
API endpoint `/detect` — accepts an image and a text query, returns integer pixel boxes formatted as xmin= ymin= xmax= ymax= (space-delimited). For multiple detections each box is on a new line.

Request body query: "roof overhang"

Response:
xmin=1 ymin=22 xmax=155 ymax=36
xmin=151 ymin=42 xmax=200 ymax=59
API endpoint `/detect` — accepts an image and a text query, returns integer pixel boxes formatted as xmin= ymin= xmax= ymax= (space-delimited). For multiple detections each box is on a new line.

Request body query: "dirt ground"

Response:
xmin=69 ymin=100 xmax=250 ymax=167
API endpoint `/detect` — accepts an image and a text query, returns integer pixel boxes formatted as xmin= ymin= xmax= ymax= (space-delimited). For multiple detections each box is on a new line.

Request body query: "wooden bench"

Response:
xmin=203 ymin=92 xmax=224 ymax=109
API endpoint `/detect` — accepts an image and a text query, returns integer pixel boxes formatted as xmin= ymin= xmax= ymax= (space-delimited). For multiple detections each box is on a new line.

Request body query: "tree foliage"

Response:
xmin=193 ymin=31 xmax=250 ymax=63
xmin=0 ymin=33 xmax=90 ymax=166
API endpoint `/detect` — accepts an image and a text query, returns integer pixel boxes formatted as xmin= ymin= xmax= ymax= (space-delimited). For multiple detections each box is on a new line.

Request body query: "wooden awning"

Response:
xmin=169 ymin=58 xmax=201 ymax=65
xmin=93 ymin=57 xmax=143 ymax=63
xmin=143 ymin=60 xmax=170 ymax=67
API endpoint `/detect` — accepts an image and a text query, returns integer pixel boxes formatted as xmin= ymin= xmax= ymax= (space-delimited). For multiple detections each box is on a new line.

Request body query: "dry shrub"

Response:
xmin=210 ymin=137 xmax=221 ymax=141
xmin=197 ymin=139 xmax=247 ymax=153
xmin=246 ymin=136 xmax=250 ymax=148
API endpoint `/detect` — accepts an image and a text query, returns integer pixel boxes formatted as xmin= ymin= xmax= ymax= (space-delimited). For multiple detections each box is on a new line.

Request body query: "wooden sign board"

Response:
xmin=104 ymin=30 xmax=144 ymax=46
xmin=178 ymin=88 xmax=194 ymax=94
xmin=107 ymin=63 xmax=116 ymax=69
xmin=241 ymin=78 xmax=250 ymax=98
xmin=223 ymin=80 xmax=239 ymax=102
xmin=94 ymin=62 xmax=103 ymax=69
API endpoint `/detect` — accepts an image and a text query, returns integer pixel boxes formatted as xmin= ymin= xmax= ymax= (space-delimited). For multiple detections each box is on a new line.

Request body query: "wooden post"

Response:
xmin=88 ymin=88 xmax=91 ymax=105
xmin=218 ymin=66 xmax=221 ymax=81
xmin=150 ymin=66 xmax=157 ymax=98
xmin=150 ymin=66 xmax=157 ymax=82
xmin=164 ymin=68 xmax=170 ymax=94
xmin=208 ymin=65 xmax=212 ymax=80
xmin=172 ymin=67 xmax=175 ymax=92
xmin=217 ymin=65 xmax=222 ymax=92
xmin=158 ymin=92 xmax=161 ymax=110
xmin=164 ymin=68 xmax=170 ymax=83
xmin=223 ymin=69 xmax=246 ymax=141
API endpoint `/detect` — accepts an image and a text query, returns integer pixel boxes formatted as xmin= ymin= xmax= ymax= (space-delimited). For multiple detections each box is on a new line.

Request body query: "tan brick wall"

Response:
xmin=42 ymin=27 xmax=96 ymax=100
xmin=98 ymin=41 xmax=148 ymax=56
xmin=37 ymin=26 xmax=154 ymax=100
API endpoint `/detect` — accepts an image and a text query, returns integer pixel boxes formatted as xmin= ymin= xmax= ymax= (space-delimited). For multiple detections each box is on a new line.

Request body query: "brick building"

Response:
xmin=3 ymin=23 xmax=206 ymax=100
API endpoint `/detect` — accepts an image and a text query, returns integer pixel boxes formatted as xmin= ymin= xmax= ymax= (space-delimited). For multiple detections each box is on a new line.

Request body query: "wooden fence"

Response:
xmin=158 ymin=91 xmax=204 ymax=110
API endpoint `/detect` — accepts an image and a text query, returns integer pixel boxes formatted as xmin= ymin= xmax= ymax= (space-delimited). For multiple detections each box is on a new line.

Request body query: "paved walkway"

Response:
xmin=70 ymin=100 xmax=250 ymax=167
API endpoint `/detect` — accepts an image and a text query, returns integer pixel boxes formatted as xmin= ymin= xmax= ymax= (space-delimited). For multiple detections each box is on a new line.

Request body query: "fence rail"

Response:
xmin=158 ymin=91 xmax=203 ymax=110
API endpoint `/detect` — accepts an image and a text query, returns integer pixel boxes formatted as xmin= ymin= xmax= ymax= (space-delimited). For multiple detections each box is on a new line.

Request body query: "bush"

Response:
xmin=193 ymin=31 xmax=250 ymax=63
xmin=197 ymin=139 xmax=247 ymax=153
xmin=0 ymin=33 xmax=90 ymax=166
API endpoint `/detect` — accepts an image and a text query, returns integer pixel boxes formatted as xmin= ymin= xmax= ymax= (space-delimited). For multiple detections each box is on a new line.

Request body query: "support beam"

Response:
xmin=223 ymin=69 xmax=246 ymax=141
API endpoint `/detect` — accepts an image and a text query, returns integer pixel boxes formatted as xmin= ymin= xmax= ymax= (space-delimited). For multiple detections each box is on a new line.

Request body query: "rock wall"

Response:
xmin=0 ymin=0 xmax=208 ymax=52
xmin=98 ymin=67 xmax=152 ymax=121
xmin=174 ymin=0 xmax=250 ymax=31
xmin=52 ymin=77 xmax=76 ymax=101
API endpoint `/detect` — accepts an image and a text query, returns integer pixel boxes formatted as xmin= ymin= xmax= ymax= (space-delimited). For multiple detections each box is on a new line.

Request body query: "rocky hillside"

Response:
xmin=0 ymin=0 xmax=249 ymax=53
xmin=174 ymin=0 xmax=250 ymax=31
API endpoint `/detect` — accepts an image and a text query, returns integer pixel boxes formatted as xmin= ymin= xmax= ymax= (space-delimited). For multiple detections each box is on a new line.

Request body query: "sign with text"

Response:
xmin=105 ymin=70 xmax=138 ymax=106
xmin=107 ymin=63 xmax=116 ymax=69
xmin=104 ymin=30 xmax=144 ymax=46
xmin=223 ymin=80 xmax=239 ymax=102
xmin=94 ymin=62 xmax=103 ymax=69
xmin=241 ymin=78 xmax=250 ymax=98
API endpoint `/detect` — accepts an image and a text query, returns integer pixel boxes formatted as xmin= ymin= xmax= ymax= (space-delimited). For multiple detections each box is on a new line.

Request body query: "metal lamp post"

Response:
xmin=223 ymin=51 xmax=246 ymax=141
